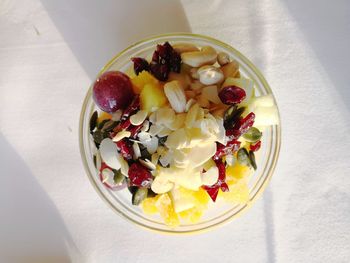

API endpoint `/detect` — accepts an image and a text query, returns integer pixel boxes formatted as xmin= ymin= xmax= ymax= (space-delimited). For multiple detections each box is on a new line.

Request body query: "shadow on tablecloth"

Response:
xmin=0 ymin=134 xmax=79 ymax=263
xmin=39 ymin=0 xmax=191 ymax=79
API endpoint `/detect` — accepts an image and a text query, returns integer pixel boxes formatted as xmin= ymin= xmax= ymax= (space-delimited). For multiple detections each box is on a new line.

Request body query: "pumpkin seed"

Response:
xmin=97 ymin=119 xmax=110 ymax=130
xmin=93 ymin=130 xmax=108 ymax=146
xmin=224 ymin=106 xmax=245 ymax=127
xmin=249 ymin=150 xmax=257 ymax=170
xmin=132 ymin=187 xmax=148 ymax=205
xmin=89 ymin=111 xmax=98 ymax=133
xmin=158 ymin=136 xmax=168 ymax=146
xmin=101 ymin=120 xmax=118 ymax=132
xmin=237 ymin=148 xmax=251 ymax=167
xmin=243 ymin=127 xmax=262 ymax=142
xmin=113 ymin=169 xmax=125 ymax=184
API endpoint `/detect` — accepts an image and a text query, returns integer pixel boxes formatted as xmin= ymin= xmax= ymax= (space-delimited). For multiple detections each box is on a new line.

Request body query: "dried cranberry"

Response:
xmin=122 ymin=95 xmax=140 ymax=120
xmin=203 ymin=159 xmax=229 ymax=202
xmin=128 ymin=162 xmax=153 ymax=188
xmin=219 ymin=86 xmax=246 ymax=105
xmin=226 ymin=112 xmax=255 ymax=140
xmin=131 ymin=57 xmax=149 ymax=75
xmin=116 ymin=139 xmax=134 ymax=160
xmin=250 ymin=140 xmax=261 ymax=152
xmin=150 ymin=62 xmax=169 ymax=81
xmin=149 ymin=42 xmax=181 ymax=81
xmin=118 ymin=119 xmax=131 ymax=131
xmin=213 ymin=140 xmax=241 ymax=160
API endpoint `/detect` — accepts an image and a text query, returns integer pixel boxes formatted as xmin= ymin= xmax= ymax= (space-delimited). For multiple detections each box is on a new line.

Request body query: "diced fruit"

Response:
xmin=140 ymin=83 xmax=167 ymax=112
xmin=156 ymin=194 xmax=180 ymax=227
xmin=97 ymin=111 xmax=112 ymax=124
xmin=128 ymin=162 xmax=153 ymax=187
xmin=170 ymin=187 xmax=196 ymax=213
xmin=93 ymin=71 xmax=134 ymax=112
xmin=179 ymin=207 xmax=203 ymax=223
xmin=226 ymin=163 xmax=251 ymax=186
xmin=219 ymin=86 xmax=246 ymax=105
xmin=131 ymin=57 xmax=149 ymax=75
xmin=131 ymin=71 xmax=160 ymax=94
xmin=252 ymin=105 xmax=279 ymax=126
xmin=141 ymin=196 xmax=159 ymax=214
xmin=221 ymin=179 xmax=249 ymax=204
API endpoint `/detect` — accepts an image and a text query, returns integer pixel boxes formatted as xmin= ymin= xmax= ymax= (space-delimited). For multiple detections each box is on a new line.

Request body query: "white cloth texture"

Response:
xmin=0 ymin=0 xmax=349 ymax=262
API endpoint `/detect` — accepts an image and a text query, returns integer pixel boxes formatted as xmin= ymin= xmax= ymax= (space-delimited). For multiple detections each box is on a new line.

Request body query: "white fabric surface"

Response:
xmin=1 ymin=0 xmax=350 ymax=262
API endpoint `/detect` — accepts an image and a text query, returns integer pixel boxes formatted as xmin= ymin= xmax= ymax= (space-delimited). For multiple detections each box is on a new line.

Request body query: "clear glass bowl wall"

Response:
xmin=79 ymin=33 xmax=281 ymax=234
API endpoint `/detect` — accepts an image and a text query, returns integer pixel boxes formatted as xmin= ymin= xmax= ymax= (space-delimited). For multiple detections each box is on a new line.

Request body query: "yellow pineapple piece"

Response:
xmin=141 ymin=196 xmax=159 ymax=215
xmin=131 ymin=71 xmax=159 ymax=94
xmin=97 ymin=111 xmax=112 ymax=124
xmin=179 ymin=207 xmax=203 ymax=223
xmin=226 ymin=163 xmax=251 ymax=186
xmin=193 ymin=188 xmax=210 ymax=209
xmin=140 ymin=83 xmax=167 ymax=112
xmin=156 ymin=194 xmax=180 ymax=227
xmin=221 ymin=179 xmax=250 ymax=204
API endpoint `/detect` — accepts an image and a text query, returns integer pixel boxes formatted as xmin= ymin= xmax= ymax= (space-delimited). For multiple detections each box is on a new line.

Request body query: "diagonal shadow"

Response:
xmin=39 ymin=0 xmax=191 ymax=79
xmin=0 ymin=134 xmax=78 ymax=263
xmin=283 ymin=0 xmax=350 ymax=111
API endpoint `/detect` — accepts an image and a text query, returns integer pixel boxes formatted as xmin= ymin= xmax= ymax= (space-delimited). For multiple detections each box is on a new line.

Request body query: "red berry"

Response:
xmin=128 ymin=162 xmax=153 ymax=188
xmin=213 ymin=140 xmax=241 ymax=160
xmin=219 ymin=86 xmax=246 ymax=105
xmin=226 ymin=112 xmax=255 ymax=139
xmin=150 ymin=62 xmax=169 ymax=81
xmin=131 ymin=57 xmax=149 ymax=75
xmin=250 ymin=140 xmax=261 ymax=152
xmin=116 ymin=139 xmax=134 ymax=160
xmin=93 ymin=71 xmax=134 ymax=113
xmin=203 ymin=159 xmax=229 ymax=202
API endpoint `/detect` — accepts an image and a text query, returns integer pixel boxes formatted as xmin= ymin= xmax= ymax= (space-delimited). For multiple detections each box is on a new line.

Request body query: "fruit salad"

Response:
xmin=89 ymin=41 xmax=278 ymax=227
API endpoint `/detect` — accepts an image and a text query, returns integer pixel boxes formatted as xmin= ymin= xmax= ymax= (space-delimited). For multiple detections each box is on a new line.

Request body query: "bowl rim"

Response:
xmin=79 ymin=32 xmax=281 ymax=235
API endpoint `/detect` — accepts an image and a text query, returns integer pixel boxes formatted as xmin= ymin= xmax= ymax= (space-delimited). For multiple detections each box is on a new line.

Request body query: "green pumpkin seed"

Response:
xmin=93 ymin=154 xmax=97 ymax=168
xmin=132 ymin=187 xmax=148 ymax=205
xmin=249 ymin=151 xmax=257 ymax=170
xmin=243 ymin=127 xmax=262 ymax=142
xmin=224 ymin=106 xmax=245 ymax=127
xmin=113 ymin=169 xmax=125 ymax=184
xmin=102 ymin=120 xmax=118 ymax=132
xmin=93 ymin=130 xmax=108 ymax=146
xmin=237 ymin=148 xmax=251 ymax=167
xmin=89 ymin=111 xmax=98 ymax=133
xmin=97 ymin=119 xmax=110 ymax=130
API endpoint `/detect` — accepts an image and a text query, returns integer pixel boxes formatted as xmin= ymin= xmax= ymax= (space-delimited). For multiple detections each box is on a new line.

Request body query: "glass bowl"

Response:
xmin=79 ymin=33 xmax=281 ymax=234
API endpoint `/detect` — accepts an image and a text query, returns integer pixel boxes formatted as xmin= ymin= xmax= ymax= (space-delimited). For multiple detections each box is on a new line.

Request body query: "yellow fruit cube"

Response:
xmin=179 ymin=207 xmax=203 ymax=223
xmin=156 ymin=194 xmax=180 ymax=227
xmin=193 ymin=188 xmax=210 ymax=209
xmin=226 ymin=163 xmax=251 ymax=186
xmin=141 ymin=196 xmax=159 ymax=215
xmin=221 ymin=179 xmax=250 ymax=204
xmin=97 ymin=111 xmax=112 ymax=124
xmin=140 ymin=83 xmax=167 ymax=112
xmin=131 ymin=71 xmax=159 ymax=94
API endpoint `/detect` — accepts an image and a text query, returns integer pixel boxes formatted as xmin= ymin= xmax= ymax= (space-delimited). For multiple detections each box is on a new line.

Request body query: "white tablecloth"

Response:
xmin=1 ymin=0 xmax=350 ymax=262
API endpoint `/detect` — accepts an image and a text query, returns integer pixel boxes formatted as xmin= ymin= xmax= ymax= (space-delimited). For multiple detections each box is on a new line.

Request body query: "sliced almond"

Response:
xmin=149 ymin=112 xmax=157 ymax=123
xmin=112 ymin=130 xmax=131 ymax=142
xmin=157 ymin=127 xmax=173 ymax=137
xmin=185 ymin=98 xmax=196 ymax=112
xmin=138 ymin=131 xmax=151 ymax=143
xmin=132 ymin=142 xmax=141 ymax=159
xmin=187 ymin=142 xmax=217 ymax=168
xmin=156 ymin=108 xmax=175 ymax=125
xmin=140 ymin=120 xmax=150 ymax=132
xmin=164 ymin=80 xmax=187 ymax=113
xmin=118 ymin=155 xmax=129 ymax=177
xmin=139 ymin=159 xmax=157 ymax=170
xmin=185 ymin=103 xmax=199 ymax=128
xmin=165 ymin=113 xmax=186 ymax=130
xmin=165 ymin=129 xmax=188 ymax=149
xmin=144 ymin=136 xmax=159 ymax=154
xmin=99 ymin=138 xmax=121 ymax=170
xmin=148 ymin=124 xmax=163 ymax=136
xmin=151 ymin=175 xmax=174 ymax=194
xmin=130 ymin=110 xmax=147 ymax=126
xmin=172 ymin=149 xmax=190 ymax=168
xmin=159 ymin=149 xmax=173 ymax=167
xmin=201 ymin=166 xmax=219 ymax=186
xmin=151 ymin=153 xmax=160 ymax=167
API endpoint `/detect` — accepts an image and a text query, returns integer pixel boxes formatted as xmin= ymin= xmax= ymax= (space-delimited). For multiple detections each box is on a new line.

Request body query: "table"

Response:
xmin=1 ymin=0 xmax=349 ymax=262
